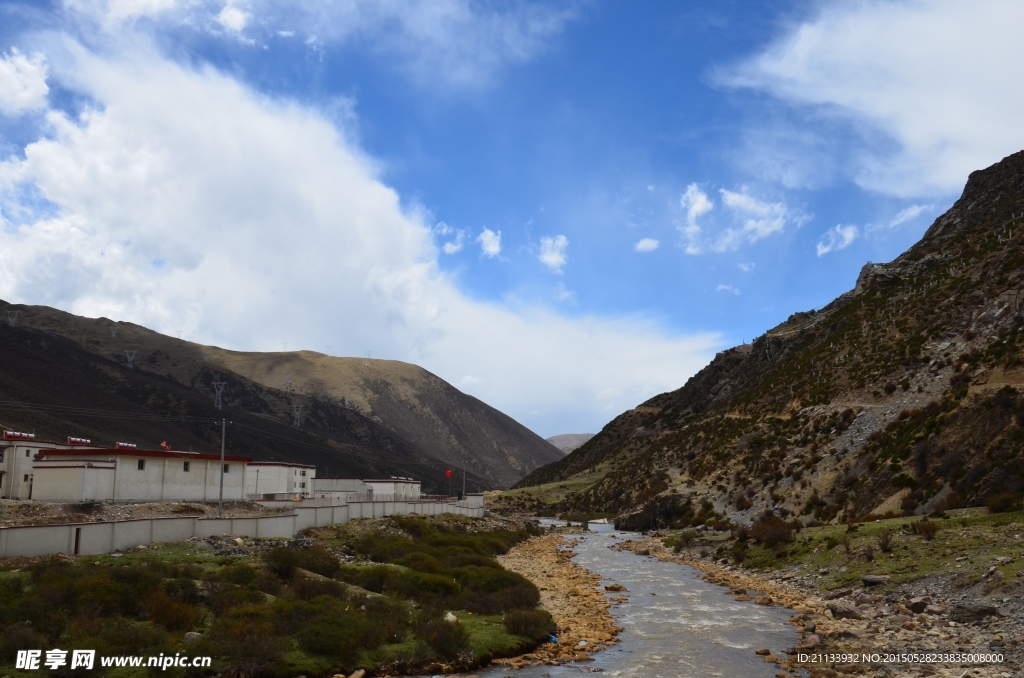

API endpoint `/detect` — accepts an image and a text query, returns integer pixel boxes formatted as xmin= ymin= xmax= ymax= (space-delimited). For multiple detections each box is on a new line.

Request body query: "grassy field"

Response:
xmin=664 ymin=507 xmax=1024 ymax=595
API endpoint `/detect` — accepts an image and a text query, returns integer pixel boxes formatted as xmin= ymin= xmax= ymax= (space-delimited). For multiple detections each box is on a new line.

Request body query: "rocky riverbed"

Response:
xmin=616 ymin=536 xmax=1020 ymax=678
xmin=494 ymin=531 xmax=623 ymax=670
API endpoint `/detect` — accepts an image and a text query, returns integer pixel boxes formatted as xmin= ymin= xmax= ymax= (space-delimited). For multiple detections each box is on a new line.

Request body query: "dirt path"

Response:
xmin=494 ymin=532 xmax=622 ymax=669
xmin=616 ymin=537 xmax=1017 ymax=678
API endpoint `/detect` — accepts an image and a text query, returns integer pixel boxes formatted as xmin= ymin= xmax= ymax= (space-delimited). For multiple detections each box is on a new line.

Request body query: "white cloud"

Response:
xmin=476 ymin=227 xmax=501 ymax=257
xmin=66 ymin=0 xmax=578 ymax=89
xmin=723 ymin=0 xmax=1024 ymax=197
xmin=538 ymin=234 xmax=568 ymax=272
xmin=816 ymin=224 xmax=859 ymax=256
xmin=216 ymin=4 xmax=250 ymax=33
xmin=679 ymin=185 xmax=803 ymax=254
xmin=679 ymin=183 xmax=713 ymax=254
xmin=0 ymin=40 xmax=719 ymax=437
xmin=738 ymin=262 xmax=754 ymax=272
xmin=0 ymin=49 xmax=49 ymax=116
xmin=716 ymin=284 xmax=740 ymax=295
xmin=435 ymin=221 xmax=465 ymax=254
xmin=276 ymin=30 xmax=294 ymax=38
xmin=887 ymin=204 xmax=932 ymax=229
xmin=634 ymin=237 xmax=659 ymax=252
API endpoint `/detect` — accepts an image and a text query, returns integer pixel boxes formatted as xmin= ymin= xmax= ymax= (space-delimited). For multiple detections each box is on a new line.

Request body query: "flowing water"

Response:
xmin=473 ymin=522 xmax=804 ymax=678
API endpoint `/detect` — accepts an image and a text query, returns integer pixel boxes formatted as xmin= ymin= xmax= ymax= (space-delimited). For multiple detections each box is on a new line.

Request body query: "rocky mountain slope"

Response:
xmin=546 ymin=434 xmax=594 ymax=454
xmin=0 ymin=304 xmax=560 ymax=489
xmin=513 ymin=150 xmax=1024 ymax=526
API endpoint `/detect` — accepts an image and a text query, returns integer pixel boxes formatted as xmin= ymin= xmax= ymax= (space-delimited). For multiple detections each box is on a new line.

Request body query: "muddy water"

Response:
xmin=477 ymin=523 xmax=802 ymax=678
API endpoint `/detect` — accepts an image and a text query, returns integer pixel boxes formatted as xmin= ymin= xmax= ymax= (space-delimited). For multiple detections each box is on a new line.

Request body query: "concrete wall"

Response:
xmin=0 ymin=499 xmax=482 ymax=558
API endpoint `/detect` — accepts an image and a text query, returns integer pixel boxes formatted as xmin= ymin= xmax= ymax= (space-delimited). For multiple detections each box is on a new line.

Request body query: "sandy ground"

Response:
xmin=0 ymin=499 xmax=293 ymax=528
xmin=494 ymin=531 xmax=623 ymax=670
xmin=614 ymin=536 xmax=1018 ymax=678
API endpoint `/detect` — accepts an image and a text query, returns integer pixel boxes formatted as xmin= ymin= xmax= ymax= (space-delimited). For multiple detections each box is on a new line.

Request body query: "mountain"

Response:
xmin=546 ymin=434 xmax=595 ymax=454
xmin=0 ymin=304 xmax=561 ymax=489
xmin=514 ymin=149 xmax=1024 ymax=526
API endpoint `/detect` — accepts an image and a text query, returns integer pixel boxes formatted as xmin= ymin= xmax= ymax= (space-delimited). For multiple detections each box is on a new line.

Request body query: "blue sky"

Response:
xmin=1 ymin=0 xmax=1023 ymax=437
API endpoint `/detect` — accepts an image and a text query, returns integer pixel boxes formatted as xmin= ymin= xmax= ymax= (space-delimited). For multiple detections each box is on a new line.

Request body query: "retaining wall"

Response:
xmin=0 ymin=500 xmax=483 ymax=558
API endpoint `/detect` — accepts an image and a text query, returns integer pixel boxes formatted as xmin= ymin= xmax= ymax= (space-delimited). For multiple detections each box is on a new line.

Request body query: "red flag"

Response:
xmin=160 ymin=441 xmax=171 ymax=450
xmin=445 ymin=469 xmax=452 ymax=478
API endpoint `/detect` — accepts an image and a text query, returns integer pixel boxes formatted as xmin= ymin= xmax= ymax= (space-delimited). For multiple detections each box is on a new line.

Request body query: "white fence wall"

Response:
xmin=0 ymin=500 xmax=483 ymax=559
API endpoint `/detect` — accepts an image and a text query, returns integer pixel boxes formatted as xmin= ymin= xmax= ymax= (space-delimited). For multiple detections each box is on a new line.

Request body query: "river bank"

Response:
xmin=492 ymin=530 xmax=623 ymax=670
xmin=614 ymin=535 xmax=1019 ymax=678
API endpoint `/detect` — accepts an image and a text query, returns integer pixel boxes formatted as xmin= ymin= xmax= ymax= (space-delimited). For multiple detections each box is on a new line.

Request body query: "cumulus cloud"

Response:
xmin=538 ymin=234 xmax=568 ymax=272
xmin=435 ymin=221 xmax=465 ymax=254
xmin=216 ymin=3 xmax=250 ymax=33
xmin=816 ymin=224 xmax=859 ymax=256
xmin=716 ymin=284 xmax=740 ymax=295
xmin=0 ymin=49 xmax=49 ymax=115
xmin=679 ymin=185 xmax=803 ymax=254
xmin=738 ymin=262 xmax=754 ymax=272
xmin=476 ymin=227 xmax=501 ymax=257
xmin=0 ymin=42 xmax=719 ymax=435
xmin=634 ymin=237 xmax=659 ymax=252
xmin=723 ymin=0 xmax=1024 ymax=197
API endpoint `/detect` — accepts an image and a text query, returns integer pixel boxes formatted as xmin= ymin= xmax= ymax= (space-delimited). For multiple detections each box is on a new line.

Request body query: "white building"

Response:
xmin=30 ymin=447 xmax=251 ymax=503
xmin=245 ymin=462 xmax=316 ymax=498
xmin=1 ymin=432 xmax=104 ymax=500
xmin=312 ymin=476 xmax=421 ymax=501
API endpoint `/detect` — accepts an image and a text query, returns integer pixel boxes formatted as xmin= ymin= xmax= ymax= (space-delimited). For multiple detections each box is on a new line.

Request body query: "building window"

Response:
xmin=0 ymin=450 xmax=4 ymax=462
xmin=223 ymin=464 xmax=230 ymax=473
xmin=137 ymin=459 xmax=146 ymax=470
xmin=301 ymin=482 xmax=306 ymax=489
xmin=26 ymin=450 xmax=31 ymax=457
xmin=301 ymin=470 xmax=306 ymax=477
xmin=183 ymin=461 xmax=190 ymax=472
xmin=24 ymin=474 xmax=29 ymax=482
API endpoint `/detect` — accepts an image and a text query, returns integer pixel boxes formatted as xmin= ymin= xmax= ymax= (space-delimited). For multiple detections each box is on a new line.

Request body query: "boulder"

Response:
xmin=949 ymin=603 xmax=1000 ymax=623
xmin=862 ymin=574 xmax=890 ymax=586
xmin=907 ymin=597 xmax=929 ymax=613
xmin=444 ymin=612 xmax=458 ymax=623
xmin=183 ymin=632 xmax=202 ymax=644
xmin=827 ymin=602 xmax=863 ymax=619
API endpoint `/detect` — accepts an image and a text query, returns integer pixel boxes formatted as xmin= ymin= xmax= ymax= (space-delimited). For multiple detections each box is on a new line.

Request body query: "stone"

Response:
xmin=347 ymin=671 xmax=365 ymax=678
xmin=907 ymin=597 xmax=929 ymax=613
xmin=755 ymin=596 xmax=773 ymax=605
xmin=949 ymin=603 xmax=1000 ymax=623
xmin=804 ymin=622 xmax=816 ymax=633
xmin=604 ymin=583 xmax=627 ymax=592
xmin=827 ymin=602 xmax=863 ymax=619
xmin=183 ymin=632 xmax=202 ymax=643
xmin=444 ymin=612 xmax=458 ymax=623
xmin=862 ymin=574 xmax=890 ymax=586
xmin=233 ymin=537 xmax=245 ymax=546
xmin=756 ymin=648 xmax=771 ymax=655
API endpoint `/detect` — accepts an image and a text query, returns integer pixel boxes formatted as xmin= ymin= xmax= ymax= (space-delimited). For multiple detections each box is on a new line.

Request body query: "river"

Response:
xmin=476 ymin=521 xmax=803 ymax=677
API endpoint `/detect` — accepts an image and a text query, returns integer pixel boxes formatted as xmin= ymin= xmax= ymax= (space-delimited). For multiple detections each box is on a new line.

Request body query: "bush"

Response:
xmin=0 ymin=623 xmax=45 ymax=663
xmin=298 ymin=611 xmax=381 ymax=663
xmin=911 ymin=518 xmax=940 ymax=541
xmin=263 ymin=546 xmax=339 ymax=580
xmin=416 ymin=617 xmax=470 ymax=660
xmin=209 ymin=616 xmax=289 ymax=678
xmin=503 ymin=609 xmax=556 ymax=642
xmin=749 ymin=516 xmax=794 ymax=547
xmin=987 ymin=492 xmax=1022 ymax=513
xmin=877 ymin=529 xmax=894 ymax=553
xmin=149 ymin=590 xmax=204 ymax=631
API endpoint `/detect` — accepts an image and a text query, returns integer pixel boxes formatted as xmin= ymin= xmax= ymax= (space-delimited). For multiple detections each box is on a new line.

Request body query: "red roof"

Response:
xmin=37 ymin=448 xmax=252 ymax=463
xmin=248 ymin=461 xmax=316 ymax=469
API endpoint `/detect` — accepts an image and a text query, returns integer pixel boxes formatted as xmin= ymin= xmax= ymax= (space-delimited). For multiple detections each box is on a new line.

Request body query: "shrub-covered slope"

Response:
xmin=515 ymin=149 xmax=1024 ymax=526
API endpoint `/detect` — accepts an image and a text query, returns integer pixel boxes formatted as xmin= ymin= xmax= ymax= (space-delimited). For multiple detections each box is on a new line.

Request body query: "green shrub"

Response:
xmin=0 ymin=623 xmax=45 ymax=663
xmin=415 ymin=617 xmax=470 ymax=660
xmin=749 ymin=516 xmax=794 ymax=547
xmin=503 ymin=609 xmax=556 ymax=642
xmin=149 ymin=590 xmax=204 ymax=631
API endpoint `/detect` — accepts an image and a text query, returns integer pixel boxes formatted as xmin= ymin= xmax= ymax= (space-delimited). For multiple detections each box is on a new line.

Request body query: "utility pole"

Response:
xmin=109 ymin=326 xmax=118 ymax=337
xmin=124 ymin=350 xmax=137 ymax=369
xmin=293 ymin=405 xmax=303 ymax=427
xmin=219 ymin=418 xmax=226 ymax=518
xmin=6 ymin=310 xmax=19 ymax=327
xmin=462 ymin=460 xmax=467 ymax=500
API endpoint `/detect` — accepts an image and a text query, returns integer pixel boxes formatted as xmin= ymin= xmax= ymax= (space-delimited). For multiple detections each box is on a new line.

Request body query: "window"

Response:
xmin=26 ymin=450 xmax=31 ymax=457
xmin=23 ymin=474 xmax=29 ymax=482
xmin=301 ymin=482 xmax=306 ymax=489
xmin=183 ymin=461 xmax=190 ymax=472
xmin=223 ymin=464 xmax=230 ymax=473
xmin=0 ymin=450 xmax=4 ymax=462
xmin=301 ymin=470 xmax=306 ymax=477
xmin=137 ymin=459 xmax=146 ymax=470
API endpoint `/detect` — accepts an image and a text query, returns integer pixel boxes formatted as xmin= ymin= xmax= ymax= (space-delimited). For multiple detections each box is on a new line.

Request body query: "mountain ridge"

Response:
xmin=511 ymin=149 xmax=1024 ymax=527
